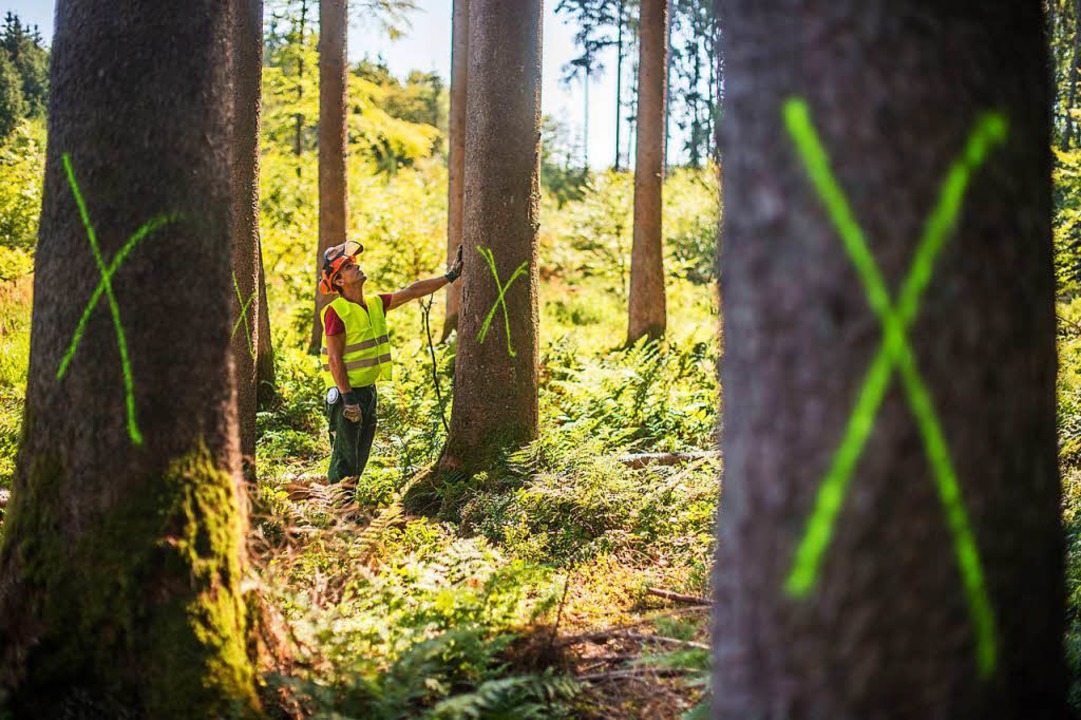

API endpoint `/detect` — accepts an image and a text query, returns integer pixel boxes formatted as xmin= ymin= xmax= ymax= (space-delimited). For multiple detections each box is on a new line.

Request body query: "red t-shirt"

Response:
xmin=324 ymin=294 xmax=393 ymax=336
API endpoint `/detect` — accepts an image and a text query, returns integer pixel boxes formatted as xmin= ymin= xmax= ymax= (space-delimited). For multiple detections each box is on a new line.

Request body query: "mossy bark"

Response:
xmin=1 ymin=444 xmax=257 ymax=717
xmin=0 ymin=1 xmax=259 ymax=714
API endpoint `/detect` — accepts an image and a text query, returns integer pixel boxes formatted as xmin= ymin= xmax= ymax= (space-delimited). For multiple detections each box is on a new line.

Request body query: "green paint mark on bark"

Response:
xmin=231 ymin=272 xmax=257 ymax=360
xmin=781 ymin=97 xmax=1007 ymax=678
xmin=476 ymin=245 xmax=528 ymax=358
xmin=57 ymin=153 xmax=179 ymax=445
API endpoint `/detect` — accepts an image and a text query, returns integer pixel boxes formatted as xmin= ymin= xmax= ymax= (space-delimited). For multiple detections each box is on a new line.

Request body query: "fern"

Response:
xmin=427 ymin=672 xmax=579 ymax=720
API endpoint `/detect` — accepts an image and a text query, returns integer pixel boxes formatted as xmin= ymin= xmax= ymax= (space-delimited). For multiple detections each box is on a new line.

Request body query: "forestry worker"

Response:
xmin=318 ymin=240 xmax=463 ymax=483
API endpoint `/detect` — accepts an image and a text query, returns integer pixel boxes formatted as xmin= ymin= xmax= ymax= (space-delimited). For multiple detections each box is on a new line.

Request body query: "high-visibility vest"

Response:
xmin=320 ymin=295 xmax=393 ymax=389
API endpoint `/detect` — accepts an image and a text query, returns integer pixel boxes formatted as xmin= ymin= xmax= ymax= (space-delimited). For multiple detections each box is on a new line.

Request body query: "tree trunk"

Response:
xmin=690 ymin=37 xmax=702 ymax=168
xmin=256 ymin=238 xmax=277 ymax=407
xmin=435 ymin=0 xmax=542 ymax=483
xmin=713 ymin=1 xmax=1063 ymax=718
xmin=663 ymin=6 xmax=673 ymax=176
xmin=627 ymin=0 xmax=669 ymax=344
xmin=311 ymin=0 xmax=348 ymax=355
xmin=0 ymin=1 xmax=259 ymax=715
xmin=295 ymin=0 xmax=308 ymax=159
xmin=584 ymin=67 xmax=591 ymax=168
xmin=442 ymin=0 xmax=469 ymax=342
xmin=615 ymin=0 xmax=624 ymax=171
xmin=708 ymin=7 xmax=721 ymax=166
xmin=232 ymin=0 xmax=264 ymax=474
xmin=1063 ymin=0 xmax=1081 ymax=150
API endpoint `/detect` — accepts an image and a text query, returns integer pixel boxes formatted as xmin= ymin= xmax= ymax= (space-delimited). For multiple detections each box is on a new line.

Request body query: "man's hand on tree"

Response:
xmin=445 ymin=244 xmax=464 ymax=282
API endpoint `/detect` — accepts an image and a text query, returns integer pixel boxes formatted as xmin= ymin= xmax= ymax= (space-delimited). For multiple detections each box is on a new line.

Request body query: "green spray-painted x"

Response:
xmin=782 ymin=98 xmax=1008 ymax=678
xmin=476 ymin=245 xmax=528 ymax=358
xmin=57 ymin=153 xmax=179 ymax=446
xmin=231 ymin=272 xmax=258 ymax=360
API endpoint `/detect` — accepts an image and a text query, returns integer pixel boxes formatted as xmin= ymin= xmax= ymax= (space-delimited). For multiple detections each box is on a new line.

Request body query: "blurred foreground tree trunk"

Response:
xmin=0 ymin=1 xmax=259 ymax=716
xmin=713 ymin=1 xmax=1063 ymax=717
xmin=407 ymin=0 xmax=542 ymax=513
xmin=627 ymin=0 xmax=669 ymax=344
xmin=310 ymin=0 xmax=348 ymax=354
xmin=232 ymin=0 xmax=264 ymax=472
xmin=442 ymin=0 xmax=468 ymax=341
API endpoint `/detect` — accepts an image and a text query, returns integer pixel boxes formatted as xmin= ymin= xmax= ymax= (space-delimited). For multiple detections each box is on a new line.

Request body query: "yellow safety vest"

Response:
xmin=320 ymin=295 xmax=393 ymax=389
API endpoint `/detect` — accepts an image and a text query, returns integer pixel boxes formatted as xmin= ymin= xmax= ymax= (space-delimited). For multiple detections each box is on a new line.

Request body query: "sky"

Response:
xmin=3 ymin=0 xmax=660 ymax=169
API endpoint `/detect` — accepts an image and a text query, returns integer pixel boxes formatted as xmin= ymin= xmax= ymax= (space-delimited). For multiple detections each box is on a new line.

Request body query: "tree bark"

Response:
xmin=295 ymin=0 xmax=308 ymax=159
xmin=311 ymin=0 xmax=348 ymax=354
xmin=1063 ymin=0 xmax=1081 ymax=150
xmin=0 ymin=1 xmax=259 ymax=715
xmin=256 ymin=237 xmax=276 ymax=407
xmin=232 ymin=0 xmax=264 ymax=474
xmin=713 ymin=1 xmax=1063 ymax=718
xmin=442 ymin=0 xmax=468 ymax=342
xmin=437 ymin=0 xmax=542 ymax=480
xmin=615 ymin=0 xmax=624 ymax=170
xmin=627 ymin=0 xmax=669 ymax=344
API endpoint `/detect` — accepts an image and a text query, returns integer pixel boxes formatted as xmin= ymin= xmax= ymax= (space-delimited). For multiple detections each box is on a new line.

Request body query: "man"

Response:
xmin=318 ymin=240 xmax=463 ymax=483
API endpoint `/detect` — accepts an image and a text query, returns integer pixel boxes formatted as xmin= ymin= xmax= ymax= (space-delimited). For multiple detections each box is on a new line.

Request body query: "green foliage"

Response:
xmin=0 ymin=52 xmax=25 ymax=141
xmin=261 ymin=2 xmax=440 ymax=170
xmin=540 ymin=116 xmax=591 ymax=207
xmin=1056 ymin=148 xmax=1081 ymax=296
xmin=664 ymin=166 xmax=721 ymax=284
xmin=0 ymin=13 xmax=48 ymax=118
xmin=1059 ymin=298 xmax=1081 ymax=716
xmin=356 ymin=60 xmax=446 ymax=130
xmin=0 ymin=278 xmax=29 ymax=488
xmin=0 ymin=117 xmax=45 ymax=278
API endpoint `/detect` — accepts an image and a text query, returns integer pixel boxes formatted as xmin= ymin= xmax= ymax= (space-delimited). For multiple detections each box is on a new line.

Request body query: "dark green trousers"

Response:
xmin=326 ymin=384 xmax=378 ymax=483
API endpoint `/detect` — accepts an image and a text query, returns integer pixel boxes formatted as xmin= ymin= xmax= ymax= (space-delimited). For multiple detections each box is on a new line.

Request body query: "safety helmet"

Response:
xmin=319 ymin=240 xmax=364 ymax=294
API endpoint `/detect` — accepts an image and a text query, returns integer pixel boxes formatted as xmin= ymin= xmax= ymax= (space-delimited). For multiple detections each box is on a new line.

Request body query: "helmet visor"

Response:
xmin=319 ymin=240 xmax=364 ymax=293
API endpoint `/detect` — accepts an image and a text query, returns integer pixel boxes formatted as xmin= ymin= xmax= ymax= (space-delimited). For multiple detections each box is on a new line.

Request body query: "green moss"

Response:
xmin=0 ymin=440 xmax=260 ymax=718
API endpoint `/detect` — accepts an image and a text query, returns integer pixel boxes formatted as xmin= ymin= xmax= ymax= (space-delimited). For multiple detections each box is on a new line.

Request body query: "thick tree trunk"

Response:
xmin=0 ymin=1 xmax=259 ymax=716
xmin=311 ymin=0 xmax=348 ymax=354
xmin=627 ymin=0 xmax=669 ymax=344
xmin=713 ymin=1 xmax=1062 ymax=718
xmin=442 ymin=0 xmax=468 ymax=342
xmin=232 ymin=0 xmax=264 ymax=474
xmin=437 ymin=0 xmax=542 ymax=479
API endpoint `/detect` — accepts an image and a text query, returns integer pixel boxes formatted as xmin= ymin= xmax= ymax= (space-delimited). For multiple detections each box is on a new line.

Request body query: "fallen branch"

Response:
xmin=619 ymin=631 xmax=710 ymax=651
xmin=645 ymin=587 xmax=712 ymax=606
xmin=556 ymin=607 xmax=711 ymax=647
xmin=576 ymin=666 xmax=697 ymax=683
xmin=1059 ymin=314 xmax=1081 ymax=335
xmin=617 ymin=450 xmax=719 ymax=469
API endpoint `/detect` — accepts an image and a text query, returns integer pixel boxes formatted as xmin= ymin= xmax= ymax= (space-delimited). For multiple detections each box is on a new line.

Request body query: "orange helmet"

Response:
xmin=319 ymin=240 xmax=364 ymax=294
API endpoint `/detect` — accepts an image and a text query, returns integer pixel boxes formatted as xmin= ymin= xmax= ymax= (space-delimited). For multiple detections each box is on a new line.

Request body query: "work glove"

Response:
xmin=445 ymin=244 xmax=464 ymax=283
xmin=342 ymin=390 xmax=362 ymax=423
xmin=343 ymin=403 xmax=362 ymax=423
